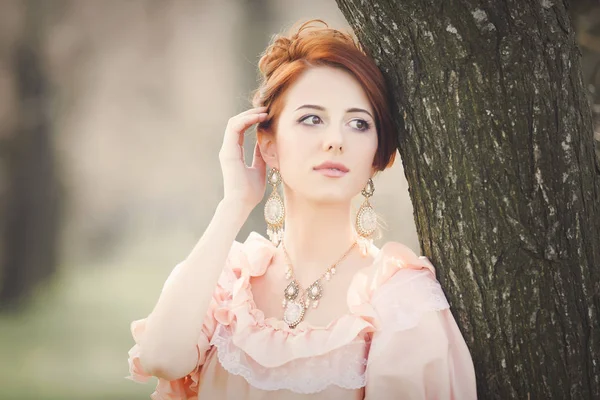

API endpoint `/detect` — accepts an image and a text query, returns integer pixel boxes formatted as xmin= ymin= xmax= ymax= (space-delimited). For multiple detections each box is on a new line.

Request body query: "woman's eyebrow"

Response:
xmin=346 ymin=107 xmax=374 ymax=119
xmin=294 ymin=104 xmax=374 ymax=119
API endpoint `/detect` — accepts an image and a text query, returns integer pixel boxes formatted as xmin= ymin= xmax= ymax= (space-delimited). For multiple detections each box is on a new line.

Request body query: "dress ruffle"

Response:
xmin=210 ymin=233 xmax=448 ymax=374
xmin=125 ymin=262 xmax=232 ymax=400
xmin=126 ymin=318 xmax=205 ymax=400
xmin=210 ymin=323 xmax=369 ymax=393
xmin=126 ymin=231 xmax=451 ymax=397
xmin=346 ymin=241 xmax=437 ymax=327
xmin=214 ymin=232 xmax=375 ymax=369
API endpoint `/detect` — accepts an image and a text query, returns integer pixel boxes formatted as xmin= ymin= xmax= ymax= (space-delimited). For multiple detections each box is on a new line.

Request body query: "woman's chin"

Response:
xmin=306 ymin=191 xmax=354 ymax=205
xmin=284 ymin=179 xmax=360 ymax=205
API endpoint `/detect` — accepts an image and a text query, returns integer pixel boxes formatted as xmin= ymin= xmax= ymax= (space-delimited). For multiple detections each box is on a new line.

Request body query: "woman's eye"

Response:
xmin=299 ymin=115 xmax=322 ymax=126
xmin=350 ymin=119 xmax=371 ymax=131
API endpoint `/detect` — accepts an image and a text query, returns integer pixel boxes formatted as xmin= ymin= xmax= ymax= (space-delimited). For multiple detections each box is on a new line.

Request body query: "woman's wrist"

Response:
xmin=218 ymin=197 xmax=253 ymax=223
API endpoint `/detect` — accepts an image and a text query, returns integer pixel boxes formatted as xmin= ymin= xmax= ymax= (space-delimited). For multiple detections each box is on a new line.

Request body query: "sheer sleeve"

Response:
xmin=364 ymin=267 xmax=477 ymax=400
xmin=125 ymin=252 xmax=238 ymax=400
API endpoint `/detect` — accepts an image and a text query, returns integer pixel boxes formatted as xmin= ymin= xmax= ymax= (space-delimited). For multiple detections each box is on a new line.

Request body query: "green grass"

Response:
xmin=0 ymin=259 xmax=173 ymax=400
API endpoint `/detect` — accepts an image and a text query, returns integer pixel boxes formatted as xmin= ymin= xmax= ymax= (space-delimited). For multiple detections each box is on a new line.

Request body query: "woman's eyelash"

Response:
xmin=298 ymin=114 xmax=320 ymax=124
xmin=298 ymin=115 xmax=371 ymax=131
xmin=350 ymin=119 xmax=371 ymax=131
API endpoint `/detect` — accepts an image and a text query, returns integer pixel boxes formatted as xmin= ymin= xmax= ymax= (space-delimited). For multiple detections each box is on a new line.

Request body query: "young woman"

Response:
xmin=126 ymin=19 xmax=477 ymax=400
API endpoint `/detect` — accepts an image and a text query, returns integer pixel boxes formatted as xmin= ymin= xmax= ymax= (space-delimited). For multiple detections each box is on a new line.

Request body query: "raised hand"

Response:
xmin=218 ymin=106 xmax=269 ymax=211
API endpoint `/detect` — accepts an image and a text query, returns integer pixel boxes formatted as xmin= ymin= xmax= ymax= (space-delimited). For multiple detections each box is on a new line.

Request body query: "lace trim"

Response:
xmin=210 ymin=323 xmax=369 ymax=394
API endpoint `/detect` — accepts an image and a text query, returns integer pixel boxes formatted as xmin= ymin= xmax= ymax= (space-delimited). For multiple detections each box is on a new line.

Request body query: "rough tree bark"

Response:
xmin=335 ymin=1 xmax=600 ymax=399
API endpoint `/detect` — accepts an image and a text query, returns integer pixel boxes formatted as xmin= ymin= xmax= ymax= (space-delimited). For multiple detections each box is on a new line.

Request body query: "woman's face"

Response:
xmin=260 ymin=66 xmax=378 ymax=205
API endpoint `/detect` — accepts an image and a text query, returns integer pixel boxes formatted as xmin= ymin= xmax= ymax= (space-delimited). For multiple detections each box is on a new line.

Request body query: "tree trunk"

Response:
xmin=335 ymin=1 xmax=600 ymax=398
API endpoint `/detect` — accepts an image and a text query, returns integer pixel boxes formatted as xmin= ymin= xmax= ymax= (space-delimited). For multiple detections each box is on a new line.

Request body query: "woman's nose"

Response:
xmin=322 ymin=128 xmax=343 ymax=153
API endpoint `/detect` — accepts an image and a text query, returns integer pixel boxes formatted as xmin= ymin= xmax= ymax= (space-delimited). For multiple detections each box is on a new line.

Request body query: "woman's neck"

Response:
xmin=280 ymin=193 xmax=359 ymax=277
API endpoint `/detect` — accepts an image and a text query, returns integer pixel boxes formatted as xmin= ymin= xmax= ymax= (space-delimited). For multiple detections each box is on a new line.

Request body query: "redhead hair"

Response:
xmin=252 ymin=19 xmax=397 ymax=171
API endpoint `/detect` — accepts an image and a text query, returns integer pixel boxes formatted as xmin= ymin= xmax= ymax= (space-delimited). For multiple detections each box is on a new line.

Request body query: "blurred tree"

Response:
xmin=570 ymin=0 xmax=600 ymax=166
xmin=0 ymin=0 xmax=62 ymax=311
xmin=336 ymin=0 xmax=600 ymax=398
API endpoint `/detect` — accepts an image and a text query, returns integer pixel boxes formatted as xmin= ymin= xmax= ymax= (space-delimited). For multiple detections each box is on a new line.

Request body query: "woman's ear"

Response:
xmin=257 ymin=130 xmax=279 ymax=169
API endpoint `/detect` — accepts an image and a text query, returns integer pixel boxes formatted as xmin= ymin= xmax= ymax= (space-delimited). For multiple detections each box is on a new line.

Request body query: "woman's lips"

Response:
xmin=315 ymin=168 xmax=348 ymax=178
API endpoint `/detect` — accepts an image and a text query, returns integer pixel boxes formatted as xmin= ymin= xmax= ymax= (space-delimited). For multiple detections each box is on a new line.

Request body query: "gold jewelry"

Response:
xmin=281 ymin=240 xmax=357 ymax=329
xmin=355 ymin=178 xmax=377 ymax=238
xmin=264 ymin=168 xmax=285 ymax=246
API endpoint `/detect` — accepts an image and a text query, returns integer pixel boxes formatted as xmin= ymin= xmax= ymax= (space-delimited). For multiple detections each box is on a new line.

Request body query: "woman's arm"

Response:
xmin=365 ymin=308 xmax=477 ymax=399
xmin=363 ymin=266 xmax=477 ymax=399
xmin=137 ymin=198 xmax=250 ymax=380
xmin=136 ymin=107 xmax=268 ymax=381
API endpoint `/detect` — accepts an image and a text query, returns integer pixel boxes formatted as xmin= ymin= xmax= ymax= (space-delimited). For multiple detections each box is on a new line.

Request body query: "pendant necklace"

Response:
xmin=281 ymin=239 xmax=357 ymax=329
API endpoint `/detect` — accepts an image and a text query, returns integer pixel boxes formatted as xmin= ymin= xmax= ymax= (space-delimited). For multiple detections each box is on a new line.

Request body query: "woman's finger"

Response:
xmin=234 ymin=113 xmax=267 ymax=147
xmin=237 ymin=106 xmax=268 ymax=118
xmin=221 ymin=113 xmax=267 ymax=157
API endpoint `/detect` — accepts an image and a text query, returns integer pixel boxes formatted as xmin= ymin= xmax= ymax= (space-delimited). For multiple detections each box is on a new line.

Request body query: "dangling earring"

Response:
xmin=356 ymin=178 xmax=377 ymax=238
xmin=264 ymin=168 xmax=285 ymax=246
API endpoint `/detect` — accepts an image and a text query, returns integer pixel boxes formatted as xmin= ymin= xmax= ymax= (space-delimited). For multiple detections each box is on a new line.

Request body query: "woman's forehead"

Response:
xmin=281 ymin=67 xmax=373 ymax=114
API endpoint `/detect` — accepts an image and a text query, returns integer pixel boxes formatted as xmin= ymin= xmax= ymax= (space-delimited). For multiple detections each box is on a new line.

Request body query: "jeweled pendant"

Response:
xmin=264 ymin=184 xmax=285 ymax=246
xmin=265 ymin=196 xmax=284 ymax=225
xmin=283 ymin=300 xmax=305 ymax=328
xmin=267 ymin=226 xmax=284 ymax=246
xmin=268 ymin=168 xmax=282 ymax=185
xmin=284 ymin=280 xmax=300 ymax=300
xmin=356 ymin=203 xmax=377 ymax=237
xmin=306 ymin=281 xmax=323 ymax=301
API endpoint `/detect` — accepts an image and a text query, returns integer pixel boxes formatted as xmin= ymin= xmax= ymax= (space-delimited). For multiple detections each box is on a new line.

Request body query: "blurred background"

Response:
xmin=0 ymin=1 xmax=598 ymax=399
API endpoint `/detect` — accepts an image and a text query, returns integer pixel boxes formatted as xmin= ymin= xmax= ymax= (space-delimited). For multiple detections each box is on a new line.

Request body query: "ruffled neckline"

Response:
xmin=219 ymin=231 xmax=436 ymax=333
xmin=214 ymin=232 xmax=435 ymax=367
xmin=206 ymin=232 xmax=380 ymax=367
xmin=212 ymin=230 xmax=438 ymax=369
xmin=126 ymin=230 xmax=441 ymax=398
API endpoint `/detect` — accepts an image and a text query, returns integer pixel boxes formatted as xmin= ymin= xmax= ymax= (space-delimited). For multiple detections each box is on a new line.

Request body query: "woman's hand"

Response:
xmin=219 ymin=106 xmax=269 ymax=212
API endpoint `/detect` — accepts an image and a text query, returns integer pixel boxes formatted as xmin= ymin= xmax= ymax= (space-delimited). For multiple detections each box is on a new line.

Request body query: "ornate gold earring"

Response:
xmin=356 ymin=178 xmax=377 ymax=238
xmin=264 ymin=168 xmax=285 ymax=246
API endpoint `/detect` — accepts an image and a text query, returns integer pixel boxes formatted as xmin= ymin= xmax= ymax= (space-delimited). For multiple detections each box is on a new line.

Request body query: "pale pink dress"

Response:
xmin=126 ymin=232 xmax=477 ymax=399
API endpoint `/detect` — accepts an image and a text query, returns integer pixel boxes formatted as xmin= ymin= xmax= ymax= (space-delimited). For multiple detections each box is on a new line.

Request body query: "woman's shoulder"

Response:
xmin=348 ymin=238 xmax=450 ymax=331
xmin=354 ymin=238 xmax=439 ymax=292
